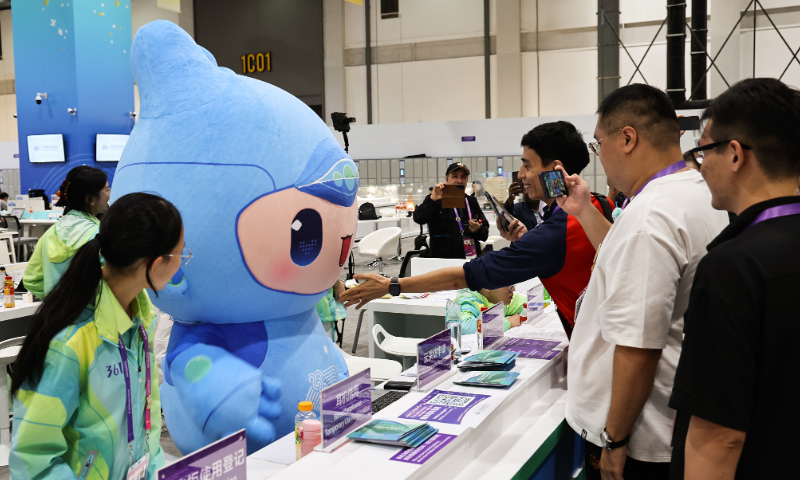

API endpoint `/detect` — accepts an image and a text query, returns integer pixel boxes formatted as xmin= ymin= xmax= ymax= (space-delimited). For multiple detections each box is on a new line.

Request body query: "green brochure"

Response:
xmin=347 ymin=420 xmax=439 ymax=448
xmin=454 ymin=371 xmax=521 ymax=388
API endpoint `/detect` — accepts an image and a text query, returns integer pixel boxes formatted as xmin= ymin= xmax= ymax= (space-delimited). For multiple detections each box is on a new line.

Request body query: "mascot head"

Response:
xmin=112 ymin=21 xmax=359 ymax=323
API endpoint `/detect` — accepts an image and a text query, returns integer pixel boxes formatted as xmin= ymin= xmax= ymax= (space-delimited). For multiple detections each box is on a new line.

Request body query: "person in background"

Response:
xmin=669 ymin=78 xmax=800 ymax=480
xmin=10 ymin=193 xmax=186 ymax=480
xmin=23 ymin=166 xmax=110 ymax=299
xmin=455 ymin=285 xmax=525 ymax=334
xmin=341 ymin=121 xmax=614 ymax=337
xmin=316 ymin=278 xmax=348 ymax=343
xmin=556 ymin=84 xmax=728 ymax=480
xmin=682 ymin=150 xmax=700 ymax=171
xmin=413 ymin=162 xmax=489 ymax=258
xmin=0 ymin=192 xmax=8 ymax=211
xmin=505 ymin=179 xmax=541 ymax=230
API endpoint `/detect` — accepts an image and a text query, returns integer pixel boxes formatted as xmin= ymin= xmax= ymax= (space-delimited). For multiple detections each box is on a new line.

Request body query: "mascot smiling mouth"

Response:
xmin=339 ymin=235 xmax=353 ymax=267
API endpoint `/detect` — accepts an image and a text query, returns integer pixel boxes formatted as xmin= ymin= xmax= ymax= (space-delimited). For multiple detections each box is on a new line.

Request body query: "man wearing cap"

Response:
xmin=413 ymin=162 xmax=489 ymax=258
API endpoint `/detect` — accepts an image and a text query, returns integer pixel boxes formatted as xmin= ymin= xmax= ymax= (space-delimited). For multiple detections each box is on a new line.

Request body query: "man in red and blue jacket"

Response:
xmin=341 ymin=121 xmax=613 ymax=335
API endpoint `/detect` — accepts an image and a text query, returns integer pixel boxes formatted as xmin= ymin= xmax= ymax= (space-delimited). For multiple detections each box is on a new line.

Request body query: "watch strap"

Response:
xmin=389 ymin=277 xmax=401 ymax=297
xmin=602 ymin=429 xmax=630 ymax=450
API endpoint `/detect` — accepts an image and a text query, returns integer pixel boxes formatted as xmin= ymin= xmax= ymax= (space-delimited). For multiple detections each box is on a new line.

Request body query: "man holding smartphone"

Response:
xmin=341 ymin=121 xmax=613 ymax=336
xmin=412 ymin=162 xmax=489 ymax=259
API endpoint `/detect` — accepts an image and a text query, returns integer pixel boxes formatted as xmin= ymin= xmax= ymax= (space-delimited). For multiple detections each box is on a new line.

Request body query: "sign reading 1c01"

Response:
xmin=240 ymin=52 xmax=272 ymax=73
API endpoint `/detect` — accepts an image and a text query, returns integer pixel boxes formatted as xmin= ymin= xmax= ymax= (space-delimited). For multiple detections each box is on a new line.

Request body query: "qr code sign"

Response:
xmin=426 ymin=394 xmax=475 ymax=408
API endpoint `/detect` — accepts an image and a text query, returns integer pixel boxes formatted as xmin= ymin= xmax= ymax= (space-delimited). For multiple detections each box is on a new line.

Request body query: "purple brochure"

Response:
xmin=390 ymin=433 xmax=458 ymax=465
xmin=417 ymin=329 xmax=452 ymax=390
xmin=491 ymin=337 xmax=560 ymax=359
xmin=156 ymin=429 xmax=246 ymax=480
xmin=399 ymin=389 xmax=490 ymax=425
xmin=321 ymin=368 xmax=372 ymax=448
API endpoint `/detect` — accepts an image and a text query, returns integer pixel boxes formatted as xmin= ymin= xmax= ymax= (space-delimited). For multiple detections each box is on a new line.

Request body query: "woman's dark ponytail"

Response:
xmin=12 ymin=193 xmax=182 ymax=394
xmin=55 ymin=166 xmax=107 ymax=215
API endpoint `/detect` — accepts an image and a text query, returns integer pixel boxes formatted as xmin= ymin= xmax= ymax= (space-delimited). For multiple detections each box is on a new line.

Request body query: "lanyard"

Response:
xmin=624 ymin=160 xmax=687 ymax=209
xmin=744 ymin=203 xmax=800 ymax=231
xmin=454 ymin=201 xmax=472 ymax=233
xmin=117 ymin=324 xmax=152 ymax=462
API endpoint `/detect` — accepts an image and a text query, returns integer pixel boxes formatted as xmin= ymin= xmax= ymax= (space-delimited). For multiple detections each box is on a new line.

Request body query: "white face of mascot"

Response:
xmin=112 ymin=21 xmax=358 ymax=454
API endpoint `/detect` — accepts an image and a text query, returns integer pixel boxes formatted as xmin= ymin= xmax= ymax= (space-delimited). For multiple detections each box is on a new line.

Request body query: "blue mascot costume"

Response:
xmin=111 ymin=21 xmax=357 ymax=454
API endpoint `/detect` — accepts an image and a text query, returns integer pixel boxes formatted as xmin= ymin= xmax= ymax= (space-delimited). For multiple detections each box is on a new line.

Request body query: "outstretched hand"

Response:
xmin=554 ymin=165 xmax=593 ymax=219
xmin=339 ymin=273 xmax=392 ymax=310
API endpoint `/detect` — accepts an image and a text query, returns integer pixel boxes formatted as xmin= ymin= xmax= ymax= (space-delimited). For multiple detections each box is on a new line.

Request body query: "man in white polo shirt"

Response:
xmin=555 ymin=84 xmax=728 ymax=480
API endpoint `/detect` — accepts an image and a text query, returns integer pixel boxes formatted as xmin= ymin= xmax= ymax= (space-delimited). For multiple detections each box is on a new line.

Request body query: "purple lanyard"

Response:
xmin=118 ymin=324 xmax=152 ymax=450
xmin=744 ymin=203 xmax=800 ymax=231
xmin=624 ymin=160 xmax=687 ymax=208
xmin=454 ymin=201 xmax=472 ymax=233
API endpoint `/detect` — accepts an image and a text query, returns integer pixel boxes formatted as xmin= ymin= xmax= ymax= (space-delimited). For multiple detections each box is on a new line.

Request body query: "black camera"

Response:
xmin=331 ymin=112 xmax=356 ymax=152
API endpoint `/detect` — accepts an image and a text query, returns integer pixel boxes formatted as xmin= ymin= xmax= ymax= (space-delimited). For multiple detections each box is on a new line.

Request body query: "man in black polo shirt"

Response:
xmin=669 ymin=78 xmax=800 ymax=479
xmin=413 ymin=162 xmax=489 ymax=258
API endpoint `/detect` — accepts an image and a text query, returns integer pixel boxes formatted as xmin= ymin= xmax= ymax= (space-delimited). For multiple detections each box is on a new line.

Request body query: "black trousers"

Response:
xmin=584 ymin=441 xmax=670 ymax=480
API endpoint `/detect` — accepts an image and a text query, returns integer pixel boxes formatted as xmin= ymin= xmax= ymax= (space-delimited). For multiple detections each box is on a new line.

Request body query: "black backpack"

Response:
xmin=591 ymin=193 xmax=615 ymax=224
xmin=358 ymin=202 xmax=380 ymax=220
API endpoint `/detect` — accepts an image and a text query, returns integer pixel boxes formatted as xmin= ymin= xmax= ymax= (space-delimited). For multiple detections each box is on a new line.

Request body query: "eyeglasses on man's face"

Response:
xmin=588 ymin=127 xmax=624 ymax=156
xmin=166 ymin=246 xmax=193 ymax=266
xmin=685 ymin=140 xmax=752 ymax=166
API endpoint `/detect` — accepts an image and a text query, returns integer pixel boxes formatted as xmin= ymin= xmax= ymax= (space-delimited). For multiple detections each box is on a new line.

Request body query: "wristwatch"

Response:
xmin=600 ymin=429 xmax=630 ymax=451
xmin=389 ymin=277 xmax=401 ymax=297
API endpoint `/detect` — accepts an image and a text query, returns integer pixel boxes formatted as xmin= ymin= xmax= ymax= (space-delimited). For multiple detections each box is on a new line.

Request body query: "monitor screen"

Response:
xmin=10 ymin=208 xmax=24 ymax=218
xmin=27 ymin=134 xmax=66 ymax=163
xmin=96 ymin=134 xmax=129 ymax=162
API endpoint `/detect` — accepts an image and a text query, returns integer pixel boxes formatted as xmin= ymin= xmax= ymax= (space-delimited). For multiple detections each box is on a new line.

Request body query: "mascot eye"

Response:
xmin=290 ymin=208 xmax=323 ymax=266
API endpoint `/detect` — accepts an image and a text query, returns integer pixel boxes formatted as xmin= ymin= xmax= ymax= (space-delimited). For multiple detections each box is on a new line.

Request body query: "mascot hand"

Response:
xmin=170 ymin=344 xmax=282 ymax=446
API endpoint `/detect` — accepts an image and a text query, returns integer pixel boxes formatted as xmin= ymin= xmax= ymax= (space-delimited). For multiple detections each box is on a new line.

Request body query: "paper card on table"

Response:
xmin=417 ymin=329 xmax=452 ymax=391
xmin=490 ymin=337 xmax=561 ymax=360
xmin=527 ymin=284 xmax=546 ymax=322
xmin=320 ymin=368 xmax=372 ymax=449
xmin=156 ymin=429 xmax=246 ymax=480
xmin=390 ymin=433 xmax=458 ymax=465
xmin=399 ymin=389 xmax=490 ymax=425
xmin=481 ymin=302 xmax=504 ymax=348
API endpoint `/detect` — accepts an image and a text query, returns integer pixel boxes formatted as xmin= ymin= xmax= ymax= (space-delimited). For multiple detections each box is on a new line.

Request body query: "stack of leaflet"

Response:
xmin=455 ymin=371 xmax=520 ymax=388
xmin=347 ymin=420 xmax=438 ymax=448
xmin=457 ymin=351 xmax=519 ymax=372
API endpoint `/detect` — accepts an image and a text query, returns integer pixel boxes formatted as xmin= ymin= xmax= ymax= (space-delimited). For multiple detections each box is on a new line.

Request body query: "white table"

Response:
xmin=19 ymin=218 xmax=58 ymax=238
xmin=248 ymin=334 xmax=570 ymax=480
xmin=0 ymin=301 xmax=40 ymax=323
xmin=366 ymin=278 xmax=542 ymax=360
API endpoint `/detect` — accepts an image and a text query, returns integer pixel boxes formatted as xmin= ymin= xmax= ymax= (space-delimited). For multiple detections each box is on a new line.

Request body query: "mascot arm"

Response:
xmin=169 ymin=343 xmax=282 ymax=446
xmin=330 ymin=337 xmax=350 ymax=381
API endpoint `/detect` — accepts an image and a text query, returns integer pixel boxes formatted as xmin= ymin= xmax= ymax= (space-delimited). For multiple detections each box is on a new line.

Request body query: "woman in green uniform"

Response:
xmin=10 ymin=192 xmax=186 ymax=480
xmin=23 ymin=166 xmax=111 ymax=299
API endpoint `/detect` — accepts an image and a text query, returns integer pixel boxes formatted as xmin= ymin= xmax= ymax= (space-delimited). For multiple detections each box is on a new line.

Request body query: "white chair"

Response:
xmin=338 ymin=347 xmax=402 ymax=383
xmin=358 ymin=227 xmax=401 ymax=275
xmin=372 ymin=324 xmax=424 ymax=369
xmin=409 ymin=257 xmax=468 ymax=276
xmin=0 ymin=336 xmax=24 ymax=466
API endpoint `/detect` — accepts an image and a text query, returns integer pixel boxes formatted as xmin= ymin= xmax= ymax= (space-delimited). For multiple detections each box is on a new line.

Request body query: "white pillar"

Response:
xmin=709 ymin=0 xmax=740 ymax=97
xmin=323 ymin=0 xmax=347 ymax=126
xmin=496 ymin=0 xmax=522 ymax=118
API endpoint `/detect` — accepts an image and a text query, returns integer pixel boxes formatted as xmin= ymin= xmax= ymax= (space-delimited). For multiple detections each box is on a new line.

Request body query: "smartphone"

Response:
xmin=441 ymin=184 xmax=466 ymax=208
xmin=538 ymin=170 xmax=568 ymax=199
xmin=484 ymin=192 xmax=515 ymax=233
xmin=678 ymin=116 xmax=701 ymax=131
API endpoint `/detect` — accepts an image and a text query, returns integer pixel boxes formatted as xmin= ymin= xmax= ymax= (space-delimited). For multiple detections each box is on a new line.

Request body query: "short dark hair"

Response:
xmin=702 ymin=78 xmax=800 ymax=179
xmin=0 ymin=193 xmax=7 ymax=200
xmin=597 ymin=84 xmax=680 ymax=151
xmin=520 ymin=121 xmax=590 ymax=175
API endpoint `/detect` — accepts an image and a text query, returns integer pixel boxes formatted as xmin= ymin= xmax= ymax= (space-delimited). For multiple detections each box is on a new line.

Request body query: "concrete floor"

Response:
xmin=0 ymin=237 xmax=415 ymax=476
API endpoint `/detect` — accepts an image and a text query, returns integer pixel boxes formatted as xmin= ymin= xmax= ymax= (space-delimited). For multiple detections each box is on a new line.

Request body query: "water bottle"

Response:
xmin=295 ymin=401 xmax=317 ymax=460
xmin=444 ymin=300 xmax=462 ymax=362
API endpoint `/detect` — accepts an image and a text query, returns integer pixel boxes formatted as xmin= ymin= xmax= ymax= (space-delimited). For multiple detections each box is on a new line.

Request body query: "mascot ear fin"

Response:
xmin=161 ymin=268 xmax=189 ymax=298
xmin=131 ymin=20 xmax=227 ymax=118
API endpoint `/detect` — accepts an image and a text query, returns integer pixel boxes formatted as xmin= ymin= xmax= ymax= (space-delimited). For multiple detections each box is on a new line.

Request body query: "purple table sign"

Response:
xmin=461 ymin=136 xmax=476 ymax=142
xmin=417 ymin=329 xmax=452 ymax=391
xmin=491 ymin=337 xmax=561 ymax=359
xmin=482 ymin=302 xmax=504 ymax=348
xmin=156 ymin=429 xmax=246 ymax=480
xmin=320 ymin=368 xmax=372 ymax=450
xmin=390 ymin=433 xmax=458 ymax=465
xmin=526 ymin=284 xmax=545 ymax=322
xmin=400 ymin=389 xmax=490 ymax=425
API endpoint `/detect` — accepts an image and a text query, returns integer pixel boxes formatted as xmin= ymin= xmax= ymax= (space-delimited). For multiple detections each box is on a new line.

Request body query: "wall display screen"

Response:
xmin=27 ymin=134 xmax=66 ymax=163
xmin=96 ymin=134 xmax=130 ymax=162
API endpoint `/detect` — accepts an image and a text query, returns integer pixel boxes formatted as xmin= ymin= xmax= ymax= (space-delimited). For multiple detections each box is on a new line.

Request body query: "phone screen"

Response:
xmin=677 ymin=116 xmax=701 ymax=131
xmin=539 ymin=170 xmax=568 ymax=199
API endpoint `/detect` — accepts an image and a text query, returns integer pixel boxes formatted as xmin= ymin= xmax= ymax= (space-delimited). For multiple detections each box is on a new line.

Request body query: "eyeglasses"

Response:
xmin=166 ymin=246 xmax=193 ymax=266
xmin=588 ymin=127 xmax=623 ymax=156
xmin=685 ymin=140 xmax=752 ymax=166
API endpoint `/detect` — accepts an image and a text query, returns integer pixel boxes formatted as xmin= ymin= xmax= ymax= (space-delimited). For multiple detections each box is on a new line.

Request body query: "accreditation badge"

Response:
xmin=126 ymin=453 xmax=149 ymax=480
